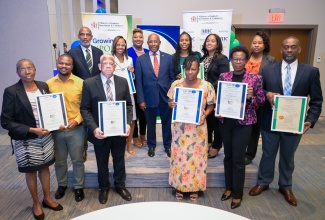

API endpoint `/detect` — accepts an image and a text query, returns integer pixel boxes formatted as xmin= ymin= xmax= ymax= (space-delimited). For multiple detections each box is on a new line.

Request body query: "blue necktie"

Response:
xmin=284 ymin=64 xmax=292 ymax=96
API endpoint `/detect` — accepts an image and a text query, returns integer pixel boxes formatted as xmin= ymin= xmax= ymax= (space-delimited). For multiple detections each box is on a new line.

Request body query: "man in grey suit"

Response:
xmin=249 ymin=36 xmax=323 ymax=206
xmin=68 ymin=27 xmax=104 ymax=161
xmin=136 ymin=33 xmax=175 ymax=158
xmin=80 ymin=54 xmax=133 ymax=204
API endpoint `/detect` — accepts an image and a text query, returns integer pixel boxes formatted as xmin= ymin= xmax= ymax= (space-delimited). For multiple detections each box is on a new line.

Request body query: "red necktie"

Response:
xmin=153 ymin=53 xmax=159 ymax=77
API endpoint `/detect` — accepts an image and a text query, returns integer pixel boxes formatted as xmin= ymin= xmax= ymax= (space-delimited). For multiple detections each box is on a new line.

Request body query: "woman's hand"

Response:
xmin=168 ymin=99 xmax=177 ymax=108
xmin=30 ymin=127 xmax=50 ymax=137
xmin=247 ymin=87 xmax=253 ymax=100
xmin=198 ymin=114 xmax=206 ymax=125
xmin=128 ymin=66 xmax=134 ymax=73
xmin=176 ymin=73 xmax=182 ymax=80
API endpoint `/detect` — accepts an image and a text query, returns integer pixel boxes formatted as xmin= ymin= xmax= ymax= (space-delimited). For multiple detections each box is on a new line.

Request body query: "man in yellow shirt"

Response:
xmin=46 ymin=54 xmax=85 ymax=202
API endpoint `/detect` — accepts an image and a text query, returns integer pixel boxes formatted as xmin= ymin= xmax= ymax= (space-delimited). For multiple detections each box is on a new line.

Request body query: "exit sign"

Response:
xmin=268 ymin=13 xmax=284 ymax=23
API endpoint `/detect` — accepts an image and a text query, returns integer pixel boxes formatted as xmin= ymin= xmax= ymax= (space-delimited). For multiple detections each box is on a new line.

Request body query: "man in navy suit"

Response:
xmin=136 ymin=33 xmax=175 ymax=157
xmin=249 ymin=36 xmax=323 ymax=206
xmin=68 ymin=26 xmax=104 ymax=161
xmin=80 ymin=54 xmax=133 ymax=204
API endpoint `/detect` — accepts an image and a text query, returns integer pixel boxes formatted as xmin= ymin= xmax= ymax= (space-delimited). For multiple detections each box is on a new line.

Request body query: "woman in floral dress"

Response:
xmin=168 ymin=56 xmax=215 ymax=201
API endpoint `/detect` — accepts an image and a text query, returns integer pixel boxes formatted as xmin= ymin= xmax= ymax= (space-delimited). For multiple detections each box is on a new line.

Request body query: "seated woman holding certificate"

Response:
xmin=112 ymin=35 xmax=136 ymax=155
xmin=216 ymin=46 xmax=265 ymax=209
xmin=167 ymin=56 xmax=215 ymax=201
xmin=1 ymin=59 xmax=63 ymax=220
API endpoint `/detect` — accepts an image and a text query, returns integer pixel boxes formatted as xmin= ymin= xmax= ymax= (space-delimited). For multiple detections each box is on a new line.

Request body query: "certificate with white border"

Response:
xmin=215 ymin=81 xmax=248 ymax=120
xmin=98 ymin=101 xmax=127 ymax=136
xmin=271 ymin=95 xmax=307 ymax=134
xmin=172 ymin=87 xmax=203 ymax=124
xmin=114 ymin=68 xmax=136 ymax=94
xmin=36 ymin=92 xmax=68 ymax=131
xmin=181 ymin=63 xmax=204 ymax=80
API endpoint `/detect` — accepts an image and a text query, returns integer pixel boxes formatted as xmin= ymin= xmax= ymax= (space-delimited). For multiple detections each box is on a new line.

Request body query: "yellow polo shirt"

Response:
xmin=46 ymin=74 xmax=83 ymax=124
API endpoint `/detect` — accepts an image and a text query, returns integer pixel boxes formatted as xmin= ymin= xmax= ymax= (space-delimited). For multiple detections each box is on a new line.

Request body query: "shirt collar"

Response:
xmin=80 ymin=44 xmax=92 ymax=53
xmin=100 ymin=73 xmax=114 ymax=85
xmin=54 ymin=73 xmax=75 ymax=82
xmin=149 ymin=50 xmax=160 ymax=56
xmin=282 ymin=59 xmax=298 ymax=69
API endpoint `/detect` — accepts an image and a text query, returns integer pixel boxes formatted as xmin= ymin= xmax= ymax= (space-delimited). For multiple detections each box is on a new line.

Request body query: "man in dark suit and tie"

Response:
xmin=68 ymin=26 xmax=104 ymax=161
xmin=249 ymin=36 xmax=323 ymax=206
xmin=136 ymin=33 xmax=175 ymax=157
xmin=80 ymin=54 xmax=133 ymax=204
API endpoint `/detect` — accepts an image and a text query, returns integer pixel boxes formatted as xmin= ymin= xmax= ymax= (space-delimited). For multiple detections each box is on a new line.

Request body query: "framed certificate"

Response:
xmin=215 ymin=81 xmax=248 ymax=120
xmin=271 ymin=95 xmax=307 ymax=134
xmin=114 ymin=68 xmax=136 ymax=94
xmin=98 ymin=101 xmax=127 ymax=136
xmin=36 ymin=92 xmax=68 ymax=131
xmin=172 ymin=87 xmax=203 ymax=124
xmin=181 ymin=63 xmax=204 ymax=80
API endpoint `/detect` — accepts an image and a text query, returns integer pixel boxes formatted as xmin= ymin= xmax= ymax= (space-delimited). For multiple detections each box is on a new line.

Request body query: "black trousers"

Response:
xmin=207 ymin=111 xmax=222 ymax=150
xmin=93 ymin=136 xmax=126 ymax=190
xmin=133 ymin=94 xmax=147 ymax=137
xmin=220 ymin=118 xmax=252 ymax=199
xmin=245 ymin=107 xmax=264 ymax=160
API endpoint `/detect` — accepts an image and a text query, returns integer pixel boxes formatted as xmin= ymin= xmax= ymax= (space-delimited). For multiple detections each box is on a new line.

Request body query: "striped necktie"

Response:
xmin=283 ymin=64 xmax=292 ymax=96
xmin=106 ymin=79 xmax=113 ymax=101
xmin=86 ymin=49 xmax=93 ymax=74
xmin=153 ymin=52 xmax=159 ymax=77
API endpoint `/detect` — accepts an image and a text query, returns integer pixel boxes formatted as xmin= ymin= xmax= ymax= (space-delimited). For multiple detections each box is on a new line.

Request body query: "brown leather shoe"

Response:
xmin=249 ymin=185 xmax=269 ymax=196
xmin=279 ymin=188 xmax=297 ymax=206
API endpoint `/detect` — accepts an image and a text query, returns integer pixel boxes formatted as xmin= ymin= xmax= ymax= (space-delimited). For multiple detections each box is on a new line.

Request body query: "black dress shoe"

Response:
xmin=115 ymin=187 xmax=132 ymax=201
xmin=55 ymin=186 xmax=67 ymax=199
xmin=42 ymin=200 xmax=63 ymax=211
xmin=148 ymin=148 xmax=155 ymax=157
xmin=99 ymin=189 xmax=109 ymax=204
xmin=32 ymin=210 xmax=44 ymax=220
xmin=165 ymin=149 xmax=171 ymax=157
xmin=231 ymin=199 xmax=242 ymax=209
xmin=74 ymin=188 xmax=85 ymax=202
xmin=221 ymin=193 xmax=231 ymax=201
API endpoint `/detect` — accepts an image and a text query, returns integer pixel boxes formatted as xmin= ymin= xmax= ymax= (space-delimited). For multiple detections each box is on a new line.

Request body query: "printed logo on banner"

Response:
xmin=201 ymin=29 xmax=212 ymax=34
xmin=190 ymin=16 xmax=197 ymax=22
xmin=91 ymin=22 xmax=98 ymax=29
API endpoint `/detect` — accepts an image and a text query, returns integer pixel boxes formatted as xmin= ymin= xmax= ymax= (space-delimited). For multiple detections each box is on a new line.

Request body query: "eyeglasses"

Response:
xmin=232 ymin=58 xmax=246 ymax=62
xmin=282 ymin=45 xmax=298 ymax=50
xmin=116 ymin=44 xmax=126 ymax=47
xmin=18 ymin=67 xmax=34 ymax=73
xmin=79 ymin=33 xmax=92 ymax=37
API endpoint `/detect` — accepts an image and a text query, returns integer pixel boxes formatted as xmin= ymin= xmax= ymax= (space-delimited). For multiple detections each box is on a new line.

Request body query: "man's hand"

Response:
xmin=121 ymin=124 xmax=131 ymax=137
xmin=303 ymin=122 xmax=312 ymax=134
xmin=139 ymin=102 xmax=146 ymax=111
xmin=266 ymin=92 xmax=280 ymax=108
xmin=67 ymin=120 xmax=78 ymax=129
xmin=94 ymin=128 xmax=105 ymax=139
xmin=30 ymin=127 xmax=50 ymax=137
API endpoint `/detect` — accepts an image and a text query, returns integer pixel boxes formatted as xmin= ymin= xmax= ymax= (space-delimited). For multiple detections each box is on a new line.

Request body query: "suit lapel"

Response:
xmin=144 ymin=53 xmax=155 ymax=77
xmin=274 ymin=63 xmax=283 ymax=93
xmin=16 ymin=81 xmax=35 ymax=118
xmin=291 ymin=62 xmax=304 ymax=94
xmin=77 ymin=45 xmax=91 ymax=75
xmin=114 ymin=75 xmax=121 ymax=100
xmin=95 ymin=75 xmax=107 ymax=101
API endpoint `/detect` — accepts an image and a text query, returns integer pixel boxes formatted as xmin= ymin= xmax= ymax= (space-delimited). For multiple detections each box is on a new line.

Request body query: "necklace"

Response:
xmin=133 ymin=46 xmax=144 ymax=53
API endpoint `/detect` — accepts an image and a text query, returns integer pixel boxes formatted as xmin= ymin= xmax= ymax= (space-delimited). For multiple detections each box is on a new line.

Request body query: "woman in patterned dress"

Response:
xmin=168 ymin=56 xmax=215 ymax=201
xmin=1 ymin=59 xmax=62 ymax=219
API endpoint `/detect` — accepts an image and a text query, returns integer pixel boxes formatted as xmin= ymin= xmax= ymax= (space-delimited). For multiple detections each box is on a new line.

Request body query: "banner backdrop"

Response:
xmin=183 ymin=10 xmax=233 ymax=58
xmin=81 ymin=13 xmax=133 ymax=54
xmin=137 ymin=25 xmax=180 ymax=54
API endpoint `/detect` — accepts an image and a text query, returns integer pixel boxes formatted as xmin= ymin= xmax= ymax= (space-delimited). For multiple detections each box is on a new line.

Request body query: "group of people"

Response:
xmin=1 ymin=25 xmax=322 ymax=219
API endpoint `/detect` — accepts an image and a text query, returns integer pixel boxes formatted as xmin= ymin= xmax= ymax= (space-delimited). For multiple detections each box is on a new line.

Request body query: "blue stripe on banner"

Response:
xmin=240 ymin=84 xmax=247 ymax=119
xmin=100 ymin=103 xmax=104 ymax=131
xmin=196 ymin=90 xmax=203 ymax=123
xmin=122 ymin=102 xmax=126 ymax=133
xmin=127 ymin=70 xmax=135 ymax=92
xmin=173 ymin=88 xmax=179 ymax=121
xmin=217 ymin=83 xmax=222 ymax=114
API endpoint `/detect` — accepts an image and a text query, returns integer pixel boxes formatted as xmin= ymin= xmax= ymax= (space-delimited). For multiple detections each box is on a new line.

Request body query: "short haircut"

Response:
xmin=183 ymin=55 xmax=200 ymax=71
xmin=99 ymin=54 xmax=115 ymax=63
xmin=16 ymin=59 xmax=35 ymax=72
xmin=57 ymin=54 xmax=74 ymax=65
xmin=283 ymin=36 xmax=300 ymax=46
xmin=230 ymin=46 xmax=250 ymax=59
xmin=132 ymin=28 xmax=143 ymax=35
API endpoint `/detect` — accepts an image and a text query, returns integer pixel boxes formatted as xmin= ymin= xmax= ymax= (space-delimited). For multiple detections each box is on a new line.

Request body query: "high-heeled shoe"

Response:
xmin=231 ymin=198 xmax=242 ymax=209
xmin=221 ymin=193 xmax=231 ymax=201
xmin=42 ymin=200 xmax=63 ymax=211
xmin=32 ymin=210 xmax=44 ymax=220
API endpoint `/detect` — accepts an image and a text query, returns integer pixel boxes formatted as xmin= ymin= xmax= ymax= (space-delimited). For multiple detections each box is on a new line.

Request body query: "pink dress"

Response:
xmin=168 ymin=79 xmax=215 ymax=192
